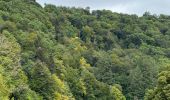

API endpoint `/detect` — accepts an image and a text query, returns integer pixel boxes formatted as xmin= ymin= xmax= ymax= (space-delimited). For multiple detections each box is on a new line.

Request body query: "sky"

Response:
xmin=37 ymin=0 xmax=170 ymax=16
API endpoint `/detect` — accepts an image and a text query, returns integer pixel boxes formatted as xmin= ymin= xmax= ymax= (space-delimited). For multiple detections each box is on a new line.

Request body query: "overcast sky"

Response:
xmin=37 ymin=0 xmax=170 ymax=16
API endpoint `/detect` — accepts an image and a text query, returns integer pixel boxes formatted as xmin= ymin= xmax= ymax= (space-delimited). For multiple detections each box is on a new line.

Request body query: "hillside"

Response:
xmin=0 ymin=0 xmax=170 ymax=100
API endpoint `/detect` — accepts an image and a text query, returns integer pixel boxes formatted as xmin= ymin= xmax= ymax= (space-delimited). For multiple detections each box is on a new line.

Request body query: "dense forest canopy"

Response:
xmin=0 ymin=0 xmax=170 ymax=100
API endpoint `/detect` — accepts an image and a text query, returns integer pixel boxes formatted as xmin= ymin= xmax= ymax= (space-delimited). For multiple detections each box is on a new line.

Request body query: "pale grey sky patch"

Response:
xmin=37 ymin=0 xmax=170 ymax=16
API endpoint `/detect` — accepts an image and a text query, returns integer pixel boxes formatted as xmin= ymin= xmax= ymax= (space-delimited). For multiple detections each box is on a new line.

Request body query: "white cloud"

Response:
xmin=37 ymin=0 xmax=170 ymax=16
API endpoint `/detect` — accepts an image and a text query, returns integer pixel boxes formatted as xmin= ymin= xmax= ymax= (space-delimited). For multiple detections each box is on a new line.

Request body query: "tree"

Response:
xmin=145 ymin=66 xmax=170 ymax=100
xmin=0 ymin=31 xmax=41 ymax=99
xmin=28 ymin=61 xmax=73 ymax=100
xmin=110 ymin=86 xmax=126 ymax=100
xmin=127 ymin=54 xmax=158 ymax=99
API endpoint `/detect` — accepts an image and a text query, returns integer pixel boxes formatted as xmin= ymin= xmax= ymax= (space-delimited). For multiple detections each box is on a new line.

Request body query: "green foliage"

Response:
xmin=0 ymin=30 xmax=41 ymax=99
xmin=111 ymin=86 xmax=126 ymax=100
xmin=1 ymin=0 xmax=170 ymax=99
xmin=145 ymin=66 xmax=170 ymax=100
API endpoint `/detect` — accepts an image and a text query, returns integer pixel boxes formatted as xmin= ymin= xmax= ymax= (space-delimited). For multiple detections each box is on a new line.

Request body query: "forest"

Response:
xmin=0 ymin=0 xmax=170 ymax=100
